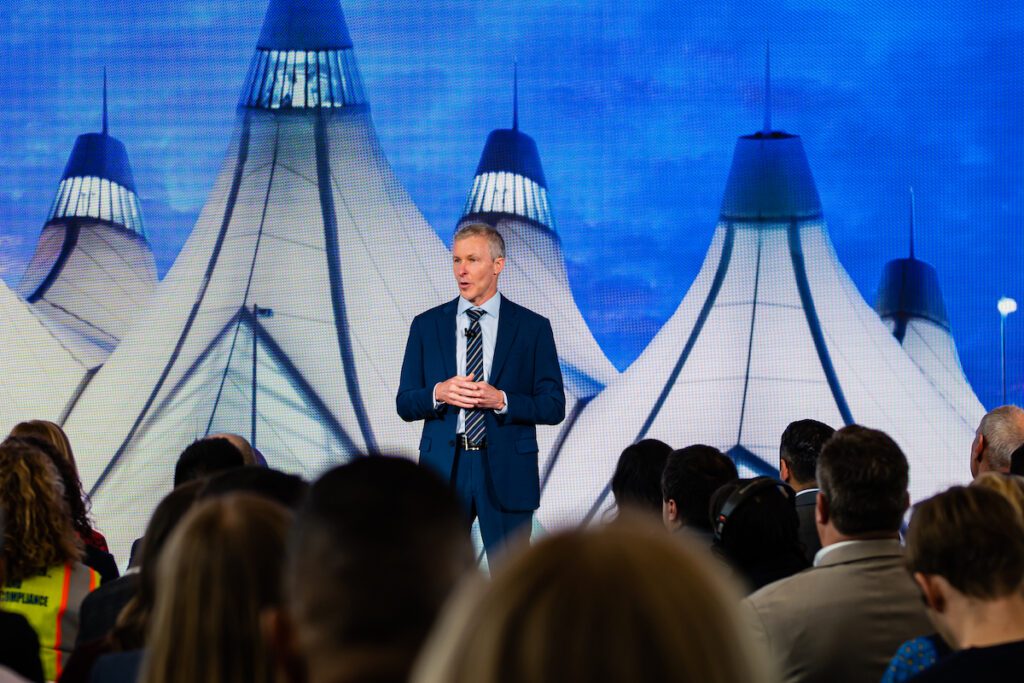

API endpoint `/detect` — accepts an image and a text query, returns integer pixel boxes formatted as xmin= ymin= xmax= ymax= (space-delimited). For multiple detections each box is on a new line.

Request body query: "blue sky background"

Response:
xmin=0 ymin=0 xmax=1021 ymax=407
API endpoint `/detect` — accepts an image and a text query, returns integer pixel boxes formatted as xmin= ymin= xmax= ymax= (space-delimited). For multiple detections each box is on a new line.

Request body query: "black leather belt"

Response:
xmin=456 ymin=434 xmax=486 ymax=451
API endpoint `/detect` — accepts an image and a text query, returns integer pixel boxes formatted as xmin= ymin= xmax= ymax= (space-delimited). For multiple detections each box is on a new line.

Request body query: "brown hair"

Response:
xmin=0 ymin=437 xmax=83 ymax=582
xmin=413 ymin=519 xmax=773 ymax=683
xmin=906 ymin=485 xmax=1024 ymax=600
xmin=138 ymin=494 xmax=291 ymax=683
xmin=110 ymin=480 xmax=203 ymax=651
xmin=816 ymin=425 xmax=908 ymax=534
xmin=9 ymin=420 xmax=77 ymax=469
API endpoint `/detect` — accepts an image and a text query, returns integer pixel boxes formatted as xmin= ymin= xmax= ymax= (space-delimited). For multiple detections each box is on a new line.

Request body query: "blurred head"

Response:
xmin=199 ymin=467 xmax=308 ymax=510
xmin=816 ymin=425 xmax=909 ymax=540
xmin=452 ymin=223 xmax=505 ymax=306
xmin=413 ymin=521 xmax=773 ymax=683
xmin=971 ymin=472 xmax=1024 ymax=521
xmin=208 ymin=433 xmax=265 ymax=467
xmin=140 ymin=495 xmax=291 ymax=683
xmin=709 ymin=477 xmax=805 ymax=583
xmin=0 ymin=437 xmax=82 ymax=582
xmin=111 ymin=480 xmax=203 ymax=651
xmin=661 ymin=445 xmax=738 ymax=531
xmin=971 ymin=405 xmax=1024 ymax=477
xmin=906 ymin=486 xmax=1024 ymax=645
xmin=173 ymin=437 xmax=246 ymax=488
xmin=611 ymin=439 xmax=672 ymax=517
xmin=779 ymin=419 xmax=834 ymax=489
xmin=274 ymin=456 xmax=473 ymax=683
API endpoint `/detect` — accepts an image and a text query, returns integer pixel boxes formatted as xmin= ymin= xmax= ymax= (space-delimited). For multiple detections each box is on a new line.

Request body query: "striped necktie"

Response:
xmin=464 ymin=308 xmax=486 ymax=446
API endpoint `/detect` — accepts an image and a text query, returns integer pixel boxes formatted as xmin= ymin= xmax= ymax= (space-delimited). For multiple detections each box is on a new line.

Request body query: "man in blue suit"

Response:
xmin=397 ymin=223 xmax=565 ymax=558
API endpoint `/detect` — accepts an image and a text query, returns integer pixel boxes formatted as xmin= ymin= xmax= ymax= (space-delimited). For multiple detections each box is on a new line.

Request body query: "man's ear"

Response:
xmin=663 ymin=499 xmax=679 ymax=523
xmin=815 ymin=491 xmax=829 ymax=526
xmin=262 ymin=606 xmax=307 ymax=683
xmin=913 ymin=572 xmax=946 ymax=614
xmin=971 ymin=433 xmax=985 ymax=476
xmin=780 ymin=458 xmax=791 ymax=484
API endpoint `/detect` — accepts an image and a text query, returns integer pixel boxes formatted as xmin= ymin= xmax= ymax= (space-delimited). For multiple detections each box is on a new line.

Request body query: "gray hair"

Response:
xmin=978 ymin=405 xmax=1024 ymax=471
xmin=454 ymin=222 xmax=505 ymax=260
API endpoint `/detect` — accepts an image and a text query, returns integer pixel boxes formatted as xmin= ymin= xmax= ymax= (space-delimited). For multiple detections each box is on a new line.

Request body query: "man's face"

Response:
xmin=453 ymin=235 xmax=504 ymax=306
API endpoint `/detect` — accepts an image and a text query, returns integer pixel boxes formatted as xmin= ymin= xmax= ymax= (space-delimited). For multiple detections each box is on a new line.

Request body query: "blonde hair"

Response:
xmin=0 ymin=437 xmax=82 ymax=582
xmin=413 ymin=518 xmax=775 ymax=683
xmin=971 ymin=472 xmax=1024 ymax=520
xmin=139 ymin=494 xmax=291 ymax=683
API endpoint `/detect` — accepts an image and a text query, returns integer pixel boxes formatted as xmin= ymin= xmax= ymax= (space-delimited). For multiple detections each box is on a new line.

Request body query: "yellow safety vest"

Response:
xmin=1 ymin=562 xmax=100 ymax=681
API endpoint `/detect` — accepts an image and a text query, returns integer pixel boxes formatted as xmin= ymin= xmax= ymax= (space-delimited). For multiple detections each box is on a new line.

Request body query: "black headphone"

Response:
xmin=712 ymin=477 xmax=795 ymax=543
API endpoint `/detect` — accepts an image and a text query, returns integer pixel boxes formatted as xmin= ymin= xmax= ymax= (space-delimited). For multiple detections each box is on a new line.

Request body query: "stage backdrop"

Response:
xmin=0 ymin=0 xmax=1021 ymax=565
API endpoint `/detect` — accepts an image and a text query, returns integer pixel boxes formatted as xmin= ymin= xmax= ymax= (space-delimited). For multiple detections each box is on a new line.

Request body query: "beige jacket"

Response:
xmin=742 ymin=539 xmax=932 ymax=683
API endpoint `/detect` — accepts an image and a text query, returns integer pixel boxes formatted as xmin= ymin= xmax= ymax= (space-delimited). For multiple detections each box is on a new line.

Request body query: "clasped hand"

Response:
xmin=435 ymin=374 xmax=505 ymax=410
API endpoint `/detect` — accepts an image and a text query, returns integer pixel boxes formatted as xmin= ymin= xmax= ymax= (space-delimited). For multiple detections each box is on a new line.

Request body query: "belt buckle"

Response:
xmin=458 ymin=434 xmax=484 ymax=451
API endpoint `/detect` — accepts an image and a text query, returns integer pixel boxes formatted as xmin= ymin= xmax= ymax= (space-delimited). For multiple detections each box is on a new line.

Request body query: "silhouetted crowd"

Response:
xmin=3 ymin=407 xmax=1024 ymax=683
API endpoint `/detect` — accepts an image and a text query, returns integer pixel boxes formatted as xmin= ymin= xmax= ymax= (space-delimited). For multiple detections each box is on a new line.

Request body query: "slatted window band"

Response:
xmin=240 ymin=48 xmax=367 ymax=110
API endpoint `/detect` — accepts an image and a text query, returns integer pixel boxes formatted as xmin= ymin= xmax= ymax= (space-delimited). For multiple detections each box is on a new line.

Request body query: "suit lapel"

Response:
xmin=436 ymin=298 xmax=459 ymax=379
xmin=490 ymin=296 xmax=519 ymax=384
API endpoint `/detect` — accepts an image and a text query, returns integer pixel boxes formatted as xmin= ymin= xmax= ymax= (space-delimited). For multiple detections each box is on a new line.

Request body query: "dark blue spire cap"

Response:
xmin=61 ymin=133 xmax=138 ymax=193
xmin=875 ymin=257 xmax=951 ymax=331
xmin=474 ymin=129 xmax=548 ymax=188
xmin=257 ymin=0 xmax=354 ymax=51
xmin=720 ymin=132 xmax=822 ymax=220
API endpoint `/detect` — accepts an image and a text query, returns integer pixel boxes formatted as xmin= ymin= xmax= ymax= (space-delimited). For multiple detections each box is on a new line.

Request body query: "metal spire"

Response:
xmin=513 ymin=60 xmax=519 ymax=131
xmin=763 ymin=41 xmax=772 ymax=134
xmin=102 ymin=67 xmax=108 ymax=136
xmin=908 ymin=185 xmax=916 ymax=260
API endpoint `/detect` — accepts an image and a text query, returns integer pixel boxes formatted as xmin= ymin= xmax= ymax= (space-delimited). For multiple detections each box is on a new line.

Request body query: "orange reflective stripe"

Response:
xmin=54 ymin=563 xmax=72 ymax=678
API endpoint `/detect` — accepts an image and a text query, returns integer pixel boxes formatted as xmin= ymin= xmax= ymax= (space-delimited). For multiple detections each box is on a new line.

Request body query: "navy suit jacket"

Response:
xmin=397 ymin=296 xmax=565 ymax=511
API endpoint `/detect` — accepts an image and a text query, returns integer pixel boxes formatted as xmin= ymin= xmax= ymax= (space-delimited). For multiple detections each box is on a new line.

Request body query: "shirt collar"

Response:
xmin=458 ymin=292 xmax=501 ymax=319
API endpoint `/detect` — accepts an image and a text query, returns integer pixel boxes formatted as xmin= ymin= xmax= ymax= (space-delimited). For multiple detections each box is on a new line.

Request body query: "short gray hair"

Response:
xmin=978 ymin=405 xmax=1024 ymax=471
xmin=454 ymin=222 xmax=505 ymax=260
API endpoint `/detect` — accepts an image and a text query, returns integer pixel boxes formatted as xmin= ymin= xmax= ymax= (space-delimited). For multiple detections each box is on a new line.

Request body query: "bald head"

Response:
xmin=208 ymin=433 xmax=264 ymax=467
xmin=972 ymin=406 xmax=1024 ymax=478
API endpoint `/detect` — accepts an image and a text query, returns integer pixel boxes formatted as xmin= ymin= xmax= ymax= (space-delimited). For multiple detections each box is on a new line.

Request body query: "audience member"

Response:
xmin=412 ymin=520 xmax=775 ymax=683
xmin=14 ymin=435 xmax=119 ymax=584
xmin=709 ymin=477 xmax=808 ymax=593
xmin=882 ymin=475 xmax=1024 ymax=683
xmin=198 ymin=467 xmax=308 ymax=509
xmin=0 ymin=437 xmax=100 ymax=681
xmin=0 ymin=507 xmax=45 ymax=683
xmin=268 ymin=457 xmax=473 ymax=683
xmin=172 ymin=436 xmax=246 ymax=488
xmin=661 ymin=445 xmax=737 ymax=545
xmin=135 ymin=494 xmax=291 ymax=683
xmin=9 ymin=421 xmax=112 ymax=552
xmin=903 ymin=486 xmax=1024 ymax=682
xmin=742 ymin=425 xmax=930 ymax=683
xmin=62 ymin=481 xmax=204 ymax=683
xmin=126 ymin=436 xmax=248 ymax=568
xmin=779 ymin=419 xmax=834 ymax=561
xmin=969 ymin=405 xmax=1024 ymax=478
xmin=207 ymin=432 xmax=267 ymax=467
xmin=610 ymin=438 xmax=672 ymax=518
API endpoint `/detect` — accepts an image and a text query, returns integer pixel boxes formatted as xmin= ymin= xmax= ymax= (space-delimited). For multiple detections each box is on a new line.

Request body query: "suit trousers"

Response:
xmin=452 ymin=443 xmax=532 ymax=559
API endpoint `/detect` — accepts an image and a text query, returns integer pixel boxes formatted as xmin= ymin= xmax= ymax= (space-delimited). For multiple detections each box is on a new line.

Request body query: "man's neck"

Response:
xmin=949 ymin=593 xmax=1024 ymax=649
xmin=790 ymin=480 xmax=818 ymax=493
xmin=819 ymin=526 xmax=899 ymax=548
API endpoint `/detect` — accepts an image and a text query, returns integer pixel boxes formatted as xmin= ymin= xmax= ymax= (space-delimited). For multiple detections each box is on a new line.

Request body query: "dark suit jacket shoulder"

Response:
xmin=743 ymin=539 xmax=931 ymax=683
xmin=794 ymin=490 xmax=821 ymax=563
